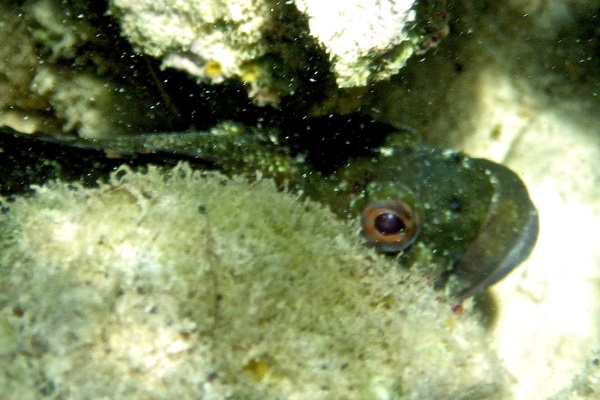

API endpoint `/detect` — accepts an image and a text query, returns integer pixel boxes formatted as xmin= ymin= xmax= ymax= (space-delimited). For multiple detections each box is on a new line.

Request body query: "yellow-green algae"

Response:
xmin=0 ymin=163 xmax=508 ymax=399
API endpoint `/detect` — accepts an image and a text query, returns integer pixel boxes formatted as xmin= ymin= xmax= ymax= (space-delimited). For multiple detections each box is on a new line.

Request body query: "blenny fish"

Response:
xmin=0 ymin=120 xmax=538 ymax=305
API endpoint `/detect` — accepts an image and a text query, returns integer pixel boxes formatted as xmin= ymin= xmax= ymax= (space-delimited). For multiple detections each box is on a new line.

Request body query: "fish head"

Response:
xmin=337 ymin=146 xmax=538 ymax=302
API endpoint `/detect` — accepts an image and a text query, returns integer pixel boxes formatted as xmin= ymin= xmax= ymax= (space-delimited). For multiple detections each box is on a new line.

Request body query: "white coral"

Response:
xmin=295 ymin=0 xmax=417 ymax=86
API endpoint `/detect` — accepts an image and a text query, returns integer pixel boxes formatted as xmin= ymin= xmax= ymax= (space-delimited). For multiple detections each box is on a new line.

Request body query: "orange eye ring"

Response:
xmin=361 ymin=200 xmax=420 ymax=253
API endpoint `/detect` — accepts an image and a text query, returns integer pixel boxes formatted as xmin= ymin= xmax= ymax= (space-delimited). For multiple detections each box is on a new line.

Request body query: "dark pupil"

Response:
xmin=374 ymin=212 xmax=405 ymax=235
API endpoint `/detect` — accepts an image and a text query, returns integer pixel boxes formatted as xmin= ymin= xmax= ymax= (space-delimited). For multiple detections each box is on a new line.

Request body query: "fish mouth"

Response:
xmin=454 ymin=158 xmax=539 ymax=304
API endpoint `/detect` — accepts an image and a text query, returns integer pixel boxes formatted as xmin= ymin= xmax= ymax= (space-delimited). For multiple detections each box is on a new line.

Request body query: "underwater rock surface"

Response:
xmin=109 ymin=0 xmax=446 ymax=95
xmin=0 ymin=0 xmax=175 ymax=138
xmin=0 ymin=164 xmax=509 ymax=399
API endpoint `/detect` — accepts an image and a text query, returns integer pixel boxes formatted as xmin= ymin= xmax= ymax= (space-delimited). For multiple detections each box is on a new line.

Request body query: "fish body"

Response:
xmin=0 ymin=124 xmax=538 ymax=302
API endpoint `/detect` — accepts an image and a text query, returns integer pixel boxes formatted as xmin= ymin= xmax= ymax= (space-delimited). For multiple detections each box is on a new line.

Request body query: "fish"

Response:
xmin=336 ymin=145 xmax=539 ymax=304
xmin=0 ymin=119 xmax=538 ymax=304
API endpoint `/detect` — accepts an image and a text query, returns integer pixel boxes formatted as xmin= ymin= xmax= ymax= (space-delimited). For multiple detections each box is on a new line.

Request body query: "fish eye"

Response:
xmin=361 ymin=200 xmax=420 ymax=253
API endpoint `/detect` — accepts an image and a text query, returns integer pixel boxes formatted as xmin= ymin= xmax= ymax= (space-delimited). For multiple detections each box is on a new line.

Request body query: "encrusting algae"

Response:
xmin=0 ymin=163 xmax=510 ymax=399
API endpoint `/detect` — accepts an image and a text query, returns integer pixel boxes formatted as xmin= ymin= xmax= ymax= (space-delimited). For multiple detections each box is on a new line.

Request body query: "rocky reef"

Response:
xmin=0 ymin=0 xmax=446 ymax=137
xmin=0 ymin=0 xmax=176 ymax=138
xmin=2 ymin=0 xmax=600 ymax=398
xmin=109 ymin=0 xmax=446 ymax=100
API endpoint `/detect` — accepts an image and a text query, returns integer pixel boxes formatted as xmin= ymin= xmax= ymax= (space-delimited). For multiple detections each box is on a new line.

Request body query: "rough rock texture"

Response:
xmin=295 ymin=0 xmax=428 ymax=87
xmin=109 ymin=0 xmax=329 ymax=107
xmin=0 ymin=0 xmax=444 ymax=135
xmin=0 ymin=2 xmax=58 ymax=134
xmin=0 ymin=0 xmax=175 ymax=138
xmin=0 ymin=164 xmax=509 ymax=400
xmin=108 ymin=0 xmax=446 ymax=103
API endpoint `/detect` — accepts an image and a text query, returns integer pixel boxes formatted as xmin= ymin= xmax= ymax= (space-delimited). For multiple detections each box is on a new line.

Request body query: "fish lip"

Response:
xmin=455 ymin=207 xmax=539 ymax=305
xmin=453 ymin=153 xmax=541 ymax=306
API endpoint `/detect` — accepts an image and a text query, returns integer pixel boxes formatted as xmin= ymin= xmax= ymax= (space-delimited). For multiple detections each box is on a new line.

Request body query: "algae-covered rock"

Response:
xmin=109 ymin=0 xmax=447 ymax=102
xmin=0 ymin=0 xmax=175 ymax=138
xmin=294 ymin=0 xmax=447 ymax=88
xmin=0 ymin=164 xmax=508 ymax=399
